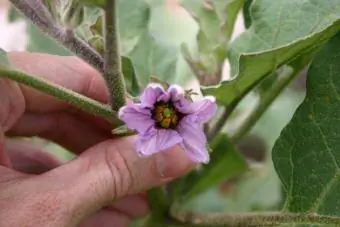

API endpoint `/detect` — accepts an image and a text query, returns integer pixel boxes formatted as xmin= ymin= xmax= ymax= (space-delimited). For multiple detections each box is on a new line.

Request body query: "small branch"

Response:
xmin=230 ymin=69 xmax=300 ymax=143
xmin=170 ymin=207 xmax=340 ymax=227
xmin=206 ymin=99 xmax=238 ymax=142
xmin=103 ymin=0 xmax=126 ymax=110
xmin=0 ymin=68 xmax=122 ymax=126
xmin=9 ymin=0 xmax=104 ymax=73
xmin=208 ymin=68 xmax=300 ymax=143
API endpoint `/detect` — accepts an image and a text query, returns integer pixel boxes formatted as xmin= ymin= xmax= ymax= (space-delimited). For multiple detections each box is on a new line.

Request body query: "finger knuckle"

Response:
xmin=103 ymin=145 xmax=135 ymax=198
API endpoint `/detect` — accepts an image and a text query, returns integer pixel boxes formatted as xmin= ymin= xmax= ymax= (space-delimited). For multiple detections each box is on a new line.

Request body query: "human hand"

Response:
xmin=0 ymin=52 xmax=194 ymax=227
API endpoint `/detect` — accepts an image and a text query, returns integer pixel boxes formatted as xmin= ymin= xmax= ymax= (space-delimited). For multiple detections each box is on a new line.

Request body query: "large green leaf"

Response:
xmin=273 ymin=33 xmax=340 ymax=214
xmin=203 ymin=0 xmax=340 ymax=106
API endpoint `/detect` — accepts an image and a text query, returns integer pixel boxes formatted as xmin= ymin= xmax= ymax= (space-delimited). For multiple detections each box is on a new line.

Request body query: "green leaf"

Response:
xmin=118 ymin=0 xmax=150 ymax=50
xmin=27 ymin=24 xmax=72 ymax=56
xmin=221 ymin=0 xmax=245 ymax=39
xmin=177 ymin=133 xmax=248 ymax=202
xmin=242 ymin=0 xmax=253 ymax=29
xmin=122 ymin=56 xmax=140 ymax=96
xmin=182 ymin=0 xmax=222 ymax=51
xmin=127 ymin=32 xmax=178 ymax=87
xmin=0 ymin=48 xmax=11 ymax=69
xmin=145 ymin=2 xmax=199 ymax=85
xmin=181 ymin=0 xmax=244 ymax=76
xmin=203 ymin=0 xmax=340 ymax=106
xmin=111 ymin=124 xmax=136 ymax=136
xmin=8 ymin=5 xmax=22 ymax=22
xmin=273 ymin=33 xmax=340 ymax=214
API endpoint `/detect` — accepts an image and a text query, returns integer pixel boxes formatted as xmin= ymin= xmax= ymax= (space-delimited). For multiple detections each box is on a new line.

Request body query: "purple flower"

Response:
xmin=118 ymin=83 xmax=217 ymax=163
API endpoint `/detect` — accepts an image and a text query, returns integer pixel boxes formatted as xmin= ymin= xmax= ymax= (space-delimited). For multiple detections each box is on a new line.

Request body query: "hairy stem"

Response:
xmin=0 ymin=68 xmax=122 ymax=125
xmin=103 ymin=0 xmax=126 ymax=110
xmin=9 ymin=0 xmax=104 ymax=73
xmin=170 ymin=207 xmax=340 ymax=227
xmin=230 ymin=69 xmax=300 ymax=143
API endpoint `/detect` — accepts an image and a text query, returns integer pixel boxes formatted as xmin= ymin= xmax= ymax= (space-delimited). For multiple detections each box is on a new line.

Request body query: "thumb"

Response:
xmin=38 ymin=136 xmax=193 ymax=224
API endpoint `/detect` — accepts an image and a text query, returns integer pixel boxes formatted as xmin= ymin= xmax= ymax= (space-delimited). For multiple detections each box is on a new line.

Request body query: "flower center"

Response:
xmin=152 ymin=102 xmax=181 ymax=129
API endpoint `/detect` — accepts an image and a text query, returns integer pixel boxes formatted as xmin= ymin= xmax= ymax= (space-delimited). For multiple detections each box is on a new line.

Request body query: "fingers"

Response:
xmin=5 ymin=52 xmax=114 ymax=153
xmin=4 ymin=138 xmax=150 ymax=221
xmin=108 ymin=195 xmax=149 ymax=219
xmin=4 ymin=139 xmax=64 ymax=174
xmin=80 ymin=210 xmax=130 ymax=227
xmin=7 ymin=112 xmax=111 ymax=154
xmin=36 ymin=137 xmax=194 ymax=224
xmin=7 ymin=52 xmax=109 ymax=113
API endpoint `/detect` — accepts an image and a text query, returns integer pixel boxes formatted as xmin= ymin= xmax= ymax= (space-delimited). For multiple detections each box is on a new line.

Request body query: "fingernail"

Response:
xmin=155 ymin=146 xmax=194 ymax=181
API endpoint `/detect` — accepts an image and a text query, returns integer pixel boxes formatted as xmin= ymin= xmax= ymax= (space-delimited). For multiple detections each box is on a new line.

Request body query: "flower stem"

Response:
xmin=103 ymin=0 xmax=126 ymax=110
xmin=170 ymin=206 xmax=340 ymax=227
xmin=230 ymin=68 xmax=300 ymax=143
xmin=0 ymin=68 xmax=122 ymax=125
xmin=9 ymin=0 xmax=104 ymax=73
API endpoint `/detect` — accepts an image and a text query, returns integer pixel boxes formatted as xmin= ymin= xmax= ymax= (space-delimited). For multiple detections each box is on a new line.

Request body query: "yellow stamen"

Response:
xmin=152 ymin=102 xmax=180 ymax=129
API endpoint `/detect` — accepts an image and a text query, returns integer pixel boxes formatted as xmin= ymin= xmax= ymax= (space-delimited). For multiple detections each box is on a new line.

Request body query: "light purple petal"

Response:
xmin=118 ymin=104 xmax=154 ymax=134
xmin=175 ymin=96 xmax=217 ymax=123
xmin=177 ymin=116 xmax=210 ymax=163
xmin=167 ymin=84 xmax=185 ymax=102
xmin=167 ymin=84 xmax=192 ymax=112
xmin=140 ymin=83 xmax=167 ymax=108
xmin=190 ymin=96 xmax=217 ymax=123
xmin=136 ymin=128 xmax=182 ymax=156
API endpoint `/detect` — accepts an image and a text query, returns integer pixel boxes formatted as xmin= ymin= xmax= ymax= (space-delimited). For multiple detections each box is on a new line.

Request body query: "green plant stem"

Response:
xmin=10 ymin=0 xmax=104 ymax=73
xmin=206 ymin=100 xmax=238 ymax=142
xmin=170 ymin=207 xmax=340 ymax=227
xmin=230 ymin=69 xmax=300 ymax=143
xmin=103 ymin=0 xmax=126 ymax=110
xmin=0 ymin=68 xmax=122 ymax=125
xmin=143 ymin=187 xmax=169 ymax=227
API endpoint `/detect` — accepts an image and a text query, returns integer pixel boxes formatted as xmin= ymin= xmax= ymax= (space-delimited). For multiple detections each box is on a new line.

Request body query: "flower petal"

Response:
xmin=177 ymin=96 xmax=217 ymax=123
xmin=177 ymin=117 xmax=210 ymax=163
xmin=140 ymin=83 xmax=167 ymax=108
xmin=118 ymin=104 xmax=154 ymax=134
xmin=191 ymin=96 xmax=217 ymax=123
xmin=136 ymin=128 xmax=182 ymax=156
xmin=167 ymin=84 xmax=186 ymax=102
xmin=167 ymin=84 xmax=192 ymax=112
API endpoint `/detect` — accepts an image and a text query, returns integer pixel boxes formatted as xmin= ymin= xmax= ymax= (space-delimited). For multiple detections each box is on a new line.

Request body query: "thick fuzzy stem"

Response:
xmin=103 ymin=0 xmax=126 ymax=110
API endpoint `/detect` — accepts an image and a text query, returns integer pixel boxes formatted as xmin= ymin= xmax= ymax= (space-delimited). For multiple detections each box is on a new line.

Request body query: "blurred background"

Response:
xmin=0 ymin=0 xmax=307 ymax=224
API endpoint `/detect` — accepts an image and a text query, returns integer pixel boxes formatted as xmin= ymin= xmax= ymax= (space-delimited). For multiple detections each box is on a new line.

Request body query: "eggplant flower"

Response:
xmin=118 ymin=83 xmax=217 ymax=163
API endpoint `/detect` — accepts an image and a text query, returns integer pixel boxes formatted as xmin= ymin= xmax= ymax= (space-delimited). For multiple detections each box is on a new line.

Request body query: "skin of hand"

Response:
xmin=0 ymin=52 xmax=194 ymax=227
